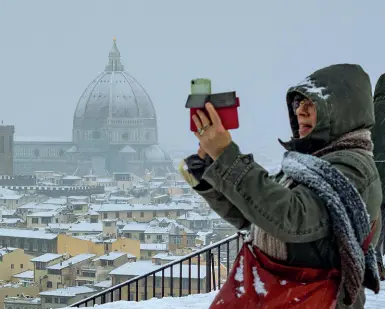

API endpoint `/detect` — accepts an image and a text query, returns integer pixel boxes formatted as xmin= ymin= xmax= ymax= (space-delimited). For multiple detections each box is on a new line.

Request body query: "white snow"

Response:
xmin=252 ymin=266 xmax=267 ymax=296
xmin=40 ymin=286 xmax=95 ymax=297
xmin=0 ymin=228 xmax=57 ymax=239
xmin=12 ymin=270 xmax=34 ymax=279
xmin=66 ymin=280 xmax=385 ymax=309
xmin=234 ymin=255 xmax=245 ymax=298
xmin=295 ymin=77 xmax=330 ymax=100
xmin=47 ymin=254 xmax=96 ymax=270
xmin=234 ymin=255 xmax=244 ymax=282
xmin=69 ymin=291 xmax=219 ymax=309
xmin=14 ymin=136 xmax=71 ymax=142
xmin=30 ymin=253 xmax=63 ymax=263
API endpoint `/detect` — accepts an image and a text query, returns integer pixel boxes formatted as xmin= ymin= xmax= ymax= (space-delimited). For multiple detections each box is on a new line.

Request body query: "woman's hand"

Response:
xmin=197 ymin=146 xmax=207 ymax=160
xmin=193 ymin=102 xmax=232 ymax=160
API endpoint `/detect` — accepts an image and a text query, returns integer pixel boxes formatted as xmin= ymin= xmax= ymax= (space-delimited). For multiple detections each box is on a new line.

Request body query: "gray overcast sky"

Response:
xmin=1 ymin=0 xmax=385 ymax=163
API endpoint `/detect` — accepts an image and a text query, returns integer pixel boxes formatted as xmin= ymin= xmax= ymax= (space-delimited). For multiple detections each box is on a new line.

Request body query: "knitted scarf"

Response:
xmin=253 ymin=128 xmax=379 ymax=306
xmin=254 ymin=129 xmax=374 ymax=260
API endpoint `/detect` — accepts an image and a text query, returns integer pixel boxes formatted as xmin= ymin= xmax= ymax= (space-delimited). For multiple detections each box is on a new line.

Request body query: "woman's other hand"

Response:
xmin=193 ymin=103 xmax=232 ymax=160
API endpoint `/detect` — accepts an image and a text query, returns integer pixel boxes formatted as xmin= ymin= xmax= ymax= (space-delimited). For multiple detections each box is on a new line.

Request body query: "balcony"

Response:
xmin=69 ymin=234 xmax=385 ymax=308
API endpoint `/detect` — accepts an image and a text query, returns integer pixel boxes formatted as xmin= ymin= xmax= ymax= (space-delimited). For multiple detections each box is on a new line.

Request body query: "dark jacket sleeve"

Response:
xmin=372 ymin=96 xmax=385 ymax=202
xmin=184 ymin=154 xmax=251 ymax=230
xmin=200 ymin=141 xmax=380 ymax=243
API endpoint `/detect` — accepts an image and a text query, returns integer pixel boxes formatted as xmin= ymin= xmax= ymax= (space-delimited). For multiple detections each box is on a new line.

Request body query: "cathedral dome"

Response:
xmin=74 ymin=38 xmax=156 ymax=120
xmin=144 ymin=145 xmax=170 ymax=161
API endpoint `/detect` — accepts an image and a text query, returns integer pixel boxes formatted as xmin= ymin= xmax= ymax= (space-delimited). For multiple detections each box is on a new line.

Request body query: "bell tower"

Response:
xmin=0 ymin=125 xmax=15 ymax=175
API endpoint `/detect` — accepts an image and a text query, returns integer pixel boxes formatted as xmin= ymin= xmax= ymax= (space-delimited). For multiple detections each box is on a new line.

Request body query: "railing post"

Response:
xmin=205 ymin=250 xmax=211 ymax=292
xmin=211 ymin=253 xmax=216 ymax=291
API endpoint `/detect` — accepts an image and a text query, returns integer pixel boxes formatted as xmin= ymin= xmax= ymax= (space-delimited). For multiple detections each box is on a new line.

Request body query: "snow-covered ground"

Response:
xmin=68 ymin=283 xmax=385 ymax=309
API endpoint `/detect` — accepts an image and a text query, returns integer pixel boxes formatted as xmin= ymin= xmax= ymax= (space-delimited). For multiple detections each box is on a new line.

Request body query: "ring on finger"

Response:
xmin=198 ymin=124 xmax=210 ymax=136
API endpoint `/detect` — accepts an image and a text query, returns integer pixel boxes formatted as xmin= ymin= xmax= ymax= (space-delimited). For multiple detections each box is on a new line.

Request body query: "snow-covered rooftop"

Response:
xmin=0 ymin=228 xmax=57 ymax=239
xmin=152 ymin=253 xmax=181 ymax=261
xmin=140 ymin=244 xmax=167 ymax=251
xmin=62 ymin=176 xmax=82 ymax=180
xmin=30 ymin=253 xmax=63 ymax=263
xmin=0 ymin=188 xmax=20 ymax=196
xmin=14 ymin=136 xmax=72 ymax=143
xmin=27 ymin=211 xmax=57 ymax=217
xmin=43 ymin=198 xmax=67 ymax=205
xmin=93 ymin=252 xmax=126 ymax=261
xmin=40 ymin=286 xmax=95 ymax=297
xmin=110 ymin=260 xmax=205 ymax=279
xmin=122 ymin=223 xmax=149 ymax=232
xmin=47 ymin=254 xmax=96 ymax=270
xmin=109 ymin=261 xmax=160 ymax=276
xmin=68 ymin=222 xmax=103 ymax=233
xmin=12 ymin=270 xmax=34 ymax=279
xmin=18 ymin=202 xmax=63 ymax=210
xmin=96 ymin=202 xmax=193 ymax=212
xmin=0 ymin=247 xmax=17 ymax=255
xmin=94 ymin=280 xmax=112 ymax=288
xmin=0 ymin=218 xmax=24 ymax=224
xmin=0 ymin=195 xmax=23 ymax=200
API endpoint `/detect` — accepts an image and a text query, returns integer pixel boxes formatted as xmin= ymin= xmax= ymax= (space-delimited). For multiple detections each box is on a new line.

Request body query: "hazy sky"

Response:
xmin=1 ymin=0 xmax=385 ymax=162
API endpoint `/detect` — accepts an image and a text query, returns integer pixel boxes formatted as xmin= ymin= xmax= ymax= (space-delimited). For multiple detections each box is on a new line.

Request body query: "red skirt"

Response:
xmin=209 ymin=243 xmax=341 ymax=309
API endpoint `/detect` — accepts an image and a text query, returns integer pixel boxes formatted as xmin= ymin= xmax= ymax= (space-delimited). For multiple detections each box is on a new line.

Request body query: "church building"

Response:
xmin=13 ymin=38 xmax=174 ymax=177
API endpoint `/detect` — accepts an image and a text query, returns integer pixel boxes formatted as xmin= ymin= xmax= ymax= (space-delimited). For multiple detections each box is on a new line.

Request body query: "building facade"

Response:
xmin=13 ymin=39 xmax=174 ymax=177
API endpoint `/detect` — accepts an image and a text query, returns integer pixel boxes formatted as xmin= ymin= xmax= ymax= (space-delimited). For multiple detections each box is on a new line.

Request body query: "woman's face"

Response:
xmin=292 ymin=95 xmax=317 ymax=138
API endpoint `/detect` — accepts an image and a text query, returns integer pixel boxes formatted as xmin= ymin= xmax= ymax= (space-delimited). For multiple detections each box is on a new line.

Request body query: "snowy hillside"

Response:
xmin=67 ymin=284 xmax=385 ymax=309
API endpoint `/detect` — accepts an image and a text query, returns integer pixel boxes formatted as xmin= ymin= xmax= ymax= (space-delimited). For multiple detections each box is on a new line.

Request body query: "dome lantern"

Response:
xmin=105 ymin=37 xmax=125 ymax=72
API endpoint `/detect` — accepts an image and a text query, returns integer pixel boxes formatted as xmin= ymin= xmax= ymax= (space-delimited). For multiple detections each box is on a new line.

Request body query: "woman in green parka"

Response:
xmin=180 ymin=64 xmax=382 ymax=308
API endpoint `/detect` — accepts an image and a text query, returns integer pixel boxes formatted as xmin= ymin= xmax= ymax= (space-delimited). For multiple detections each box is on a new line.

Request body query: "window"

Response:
xmin=140 ymin=212 xmax=144 ymax=218
xmin=105 ymin=222 xmax=112 ymax=227
xmin=103 ymin=213 xmax=108 ymax=219
xmin=36 ymin=262 xmax=46 ymax=270
xmin=127 ymin=212 xmax=132 ymax=218
xmin=146 ymin=235 xmax=150 ymax=239
xmin=165 ymin=211 xmax=170 ymax=217
xmin=115 ymin=212 xmax=119 ymax=218
xmin=182 ymin=278 xmax=190 ymax=289
xmin=153 ymin=211 xmax=157 ymax=217
xmin=42 ymin=217 xmax=52 ymax=225
xmin=48 ymin=269 xmax=61 ymax=275
xmin=32 ymin=218 xmax=38 ymax=224
xmin=155 ymin=277 xmax=161 ymax=288
xmin=176 ymin=210 xmax=181 ymax=217
xmin=156 ymin=235 xmax=162 ymax=241
xmin=45 ymin=296 xmax=53 ymax=303
xmin=47 ymin=281 xmax=52 ymax=288
xmin=8 ymin=136 xmax=12 ymax=153
xmin=0 ymin=136 xmax=4 ymax=153
xmin=11 ymin=264 xmax=14 ymax=269
xmin=60 ymin=297 xmax=67 ymax=304
xmin=126 ymin=232 xmax=132 ymax=238
xmin=20 ymin=264 xmax=23 ymax=268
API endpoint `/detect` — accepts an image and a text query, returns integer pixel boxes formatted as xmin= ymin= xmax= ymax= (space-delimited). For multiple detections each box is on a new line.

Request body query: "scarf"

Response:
xmin=253 ymin=128 xmax=378 ymax=306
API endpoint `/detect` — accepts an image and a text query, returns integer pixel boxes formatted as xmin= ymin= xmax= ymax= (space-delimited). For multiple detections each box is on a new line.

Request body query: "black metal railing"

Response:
xmin=71 ymin=233 xmax=242 ymax=307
